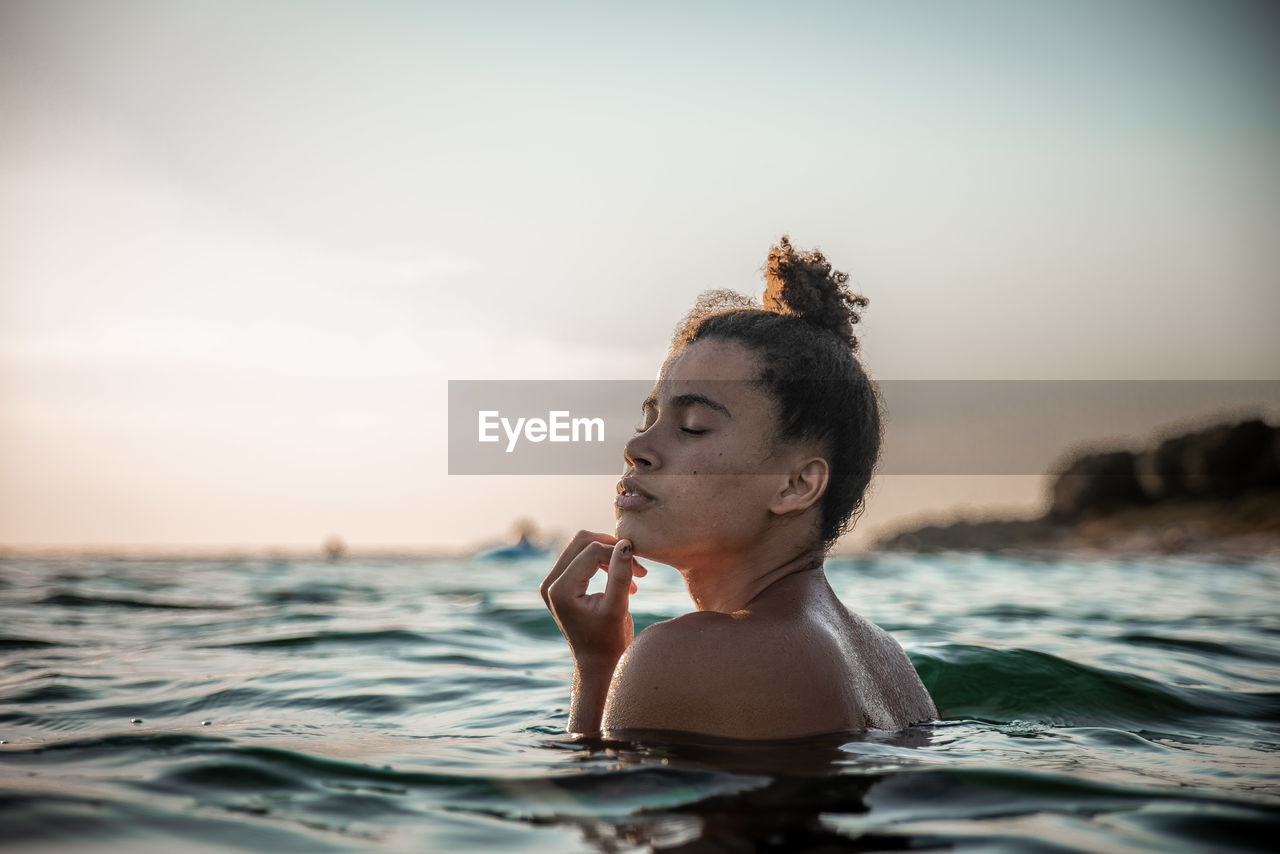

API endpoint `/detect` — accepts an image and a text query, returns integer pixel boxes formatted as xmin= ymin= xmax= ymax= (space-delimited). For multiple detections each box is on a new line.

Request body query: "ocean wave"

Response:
xmin=36 ymin=593 xmax=235 ymax=611
xmin=912 ymin=644 xmax=1280 ymax=728
xmin=204 ymin=630 xmax=433 ymax=651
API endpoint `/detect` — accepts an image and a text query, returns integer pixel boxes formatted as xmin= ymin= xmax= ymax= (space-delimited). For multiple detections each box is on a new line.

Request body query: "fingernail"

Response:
xmin=619 ymin=541 xmax=632 ymax=559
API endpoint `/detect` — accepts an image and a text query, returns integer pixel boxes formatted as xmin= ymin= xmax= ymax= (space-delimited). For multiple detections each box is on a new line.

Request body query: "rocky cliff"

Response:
xmin=876 ymin=418 xmax=1280 ymax=555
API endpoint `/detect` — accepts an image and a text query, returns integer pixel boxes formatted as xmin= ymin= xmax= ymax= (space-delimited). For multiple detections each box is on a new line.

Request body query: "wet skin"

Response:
xmin=540 ymin=340 xmax=937 ymax=739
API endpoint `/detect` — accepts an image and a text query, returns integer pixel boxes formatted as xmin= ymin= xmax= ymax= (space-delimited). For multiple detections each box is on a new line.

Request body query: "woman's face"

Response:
xmin=615 ymin=338 xmax=802 ymax=567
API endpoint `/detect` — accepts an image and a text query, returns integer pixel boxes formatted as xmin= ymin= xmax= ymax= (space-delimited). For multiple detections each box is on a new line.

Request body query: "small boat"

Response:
xmin=473 ymin=535 xmax=549 ymax=562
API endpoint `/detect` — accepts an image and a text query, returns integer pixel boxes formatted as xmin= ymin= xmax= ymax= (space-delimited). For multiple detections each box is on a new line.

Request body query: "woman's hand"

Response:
xmin=539 ymin=531 xmax=647 ymax=668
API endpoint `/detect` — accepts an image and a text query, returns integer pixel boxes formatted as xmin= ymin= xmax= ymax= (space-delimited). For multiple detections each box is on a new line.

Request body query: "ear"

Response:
xmin=769 ymin=456 xmax=829 ymax=516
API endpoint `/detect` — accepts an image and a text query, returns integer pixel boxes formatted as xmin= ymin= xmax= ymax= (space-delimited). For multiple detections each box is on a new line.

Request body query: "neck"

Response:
xmin=679 ymin=539 xmax=825 ymax=614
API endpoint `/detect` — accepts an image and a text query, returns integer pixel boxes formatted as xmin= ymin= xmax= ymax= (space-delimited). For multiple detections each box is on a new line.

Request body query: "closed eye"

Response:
xmin=681 ymin=427 xmax=707 ymax=435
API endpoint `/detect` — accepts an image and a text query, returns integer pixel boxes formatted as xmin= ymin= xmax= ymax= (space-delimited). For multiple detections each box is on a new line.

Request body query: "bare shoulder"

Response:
xmin=601 ymin=611 xmax=865 ymax=739
xmin=842 ymin=609 xmax=939 ymax=726
xmin=605 ymin=611 xmax=752 ymax=704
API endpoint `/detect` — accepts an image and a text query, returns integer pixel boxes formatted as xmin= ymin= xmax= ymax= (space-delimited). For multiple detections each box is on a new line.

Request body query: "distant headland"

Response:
xmin=877 ymin=418 xmax=1280 ymax=556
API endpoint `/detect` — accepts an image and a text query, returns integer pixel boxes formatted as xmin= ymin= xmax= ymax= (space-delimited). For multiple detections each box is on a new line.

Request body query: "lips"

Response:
xmin=615 ymin=475 xmax=656 ymax=510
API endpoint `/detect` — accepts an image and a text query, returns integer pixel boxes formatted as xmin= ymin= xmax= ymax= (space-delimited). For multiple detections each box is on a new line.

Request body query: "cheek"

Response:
xmin=682 ymin=474 xmax=775 ymax=518
xmin=681 ymin=444 xmax=744 ymax=477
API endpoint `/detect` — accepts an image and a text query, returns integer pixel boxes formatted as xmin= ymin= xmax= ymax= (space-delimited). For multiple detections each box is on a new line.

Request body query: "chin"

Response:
xmin=615 ymin=516 xmax=660 ymax=561
xmin=616 ymin=531 xmax=682 ymax=569
xmin=616 ymin=511 xmax=706 ymax=567
xmin=614 ymin=515 xmax=638 ymax=546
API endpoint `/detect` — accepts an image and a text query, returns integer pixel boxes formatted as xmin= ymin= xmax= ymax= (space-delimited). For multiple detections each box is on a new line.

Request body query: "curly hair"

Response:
xmin=672 ymin=237 xmax=881 ymax=551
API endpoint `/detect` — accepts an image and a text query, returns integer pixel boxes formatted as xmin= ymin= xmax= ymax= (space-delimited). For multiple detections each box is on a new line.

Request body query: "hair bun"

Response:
xmin=763 ymin=236 xmax=867 ymax=349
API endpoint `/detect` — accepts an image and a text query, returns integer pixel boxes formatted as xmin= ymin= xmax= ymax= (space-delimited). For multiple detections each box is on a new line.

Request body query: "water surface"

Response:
xmin=2 ymin=552 xmax=1278 ymax=851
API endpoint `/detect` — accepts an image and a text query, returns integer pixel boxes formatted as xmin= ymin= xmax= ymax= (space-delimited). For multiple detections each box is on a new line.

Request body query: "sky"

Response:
xmin=2 ymin=0 xmax=1278 ymax=553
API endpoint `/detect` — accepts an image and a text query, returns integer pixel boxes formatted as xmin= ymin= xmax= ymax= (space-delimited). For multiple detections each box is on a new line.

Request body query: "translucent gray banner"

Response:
xmin=447 ymin=380 xmax=1280 ymax=475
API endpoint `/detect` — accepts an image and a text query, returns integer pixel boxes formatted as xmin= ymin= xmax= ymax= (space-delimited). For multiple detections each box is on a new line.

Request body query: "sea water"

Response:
xmin=1 ymin=551 xmax=1277 ymax=852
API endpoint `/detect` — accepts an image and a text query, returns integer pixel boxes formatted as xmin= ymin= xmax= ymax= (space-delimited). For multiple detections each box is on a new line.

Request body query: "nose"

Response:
xmin=624 ymin=429 xmax=657 ymax=470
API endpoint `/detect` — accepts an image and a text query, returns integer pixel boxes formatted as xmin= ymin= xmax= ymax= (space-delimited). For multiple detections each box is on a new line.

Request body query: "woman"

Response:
xmin=540 ymin=237 xmax=937 ymax=739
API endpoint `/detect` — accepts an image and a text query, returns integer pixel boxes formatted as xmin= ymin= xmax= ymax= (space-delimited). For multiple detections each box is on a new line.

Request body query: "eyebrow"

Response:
xmin=642 ymin=392 xmax=732 ymax=418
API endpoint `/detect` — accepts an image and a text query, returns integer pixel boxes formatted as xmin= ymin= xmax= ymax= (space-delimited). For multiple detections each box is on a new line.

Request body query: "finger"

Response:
xmin=602 ymin=539 xmax=634 ymax=614
xmin=628 ymin=557 xmax=646 ymax=592
xmin=550 ymin=541 xmax=614 ymax=601
xmin=541 ymin=530 xmax=615 ymax=604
